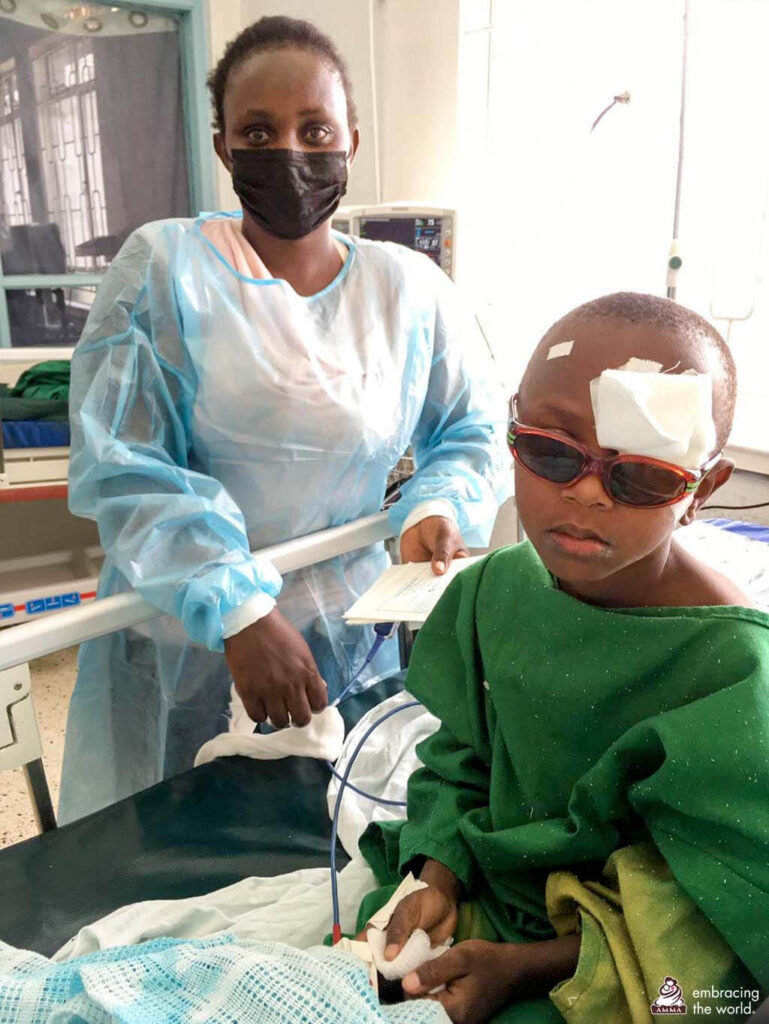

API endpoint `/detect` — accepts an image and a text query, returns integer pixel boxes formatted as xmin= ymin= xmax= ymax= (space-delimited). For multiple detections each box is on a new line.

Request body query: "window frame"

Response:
xmin=0 ymin=0 xmax=215 ymax=349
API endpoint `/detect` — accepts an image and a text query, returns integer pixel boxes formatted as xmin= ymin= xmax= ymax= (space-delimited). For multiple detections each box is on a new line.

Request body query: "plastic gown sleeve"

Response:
xmin=388 ymin=262 xmax=509 ymax=546
xmin=68 ymin=226 xmax=282 ymax=651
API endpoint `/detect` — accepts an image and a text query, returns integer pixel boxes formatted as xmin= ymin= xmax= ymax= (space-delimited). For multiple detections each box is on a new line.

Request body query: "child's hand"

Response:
xmin=382 ymin=885 xmax=458 ymax=961
xmin=402 ymin=940 xmax=517 ymax=1024
xmin=402 ymin=934 xmax=582 ymax=1024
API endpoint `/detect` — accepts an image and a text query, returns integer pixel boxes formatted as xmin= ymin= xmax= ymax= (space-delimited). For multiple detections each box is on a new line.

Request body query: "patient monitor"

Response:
xmin=332 ymin=204 xmax=456 ymax=280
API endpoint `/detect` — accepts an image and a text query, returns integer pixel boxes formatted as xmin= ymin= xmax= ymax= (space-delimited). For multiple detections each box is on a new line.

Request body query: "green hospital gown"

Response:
xmin=358 ymin=542 xmax=769 ymax=1022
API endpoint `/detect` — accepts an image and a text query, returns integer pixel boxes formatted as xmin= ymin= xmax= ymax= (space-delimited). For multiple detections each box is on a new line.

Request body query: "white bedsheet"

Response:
xmin=55 ymin=855 xmax=376 ymax=961
xmin=676 ymin=520 xmax=769 ymax=608
xmin=328 ymin=690 xmax=439 ymax=857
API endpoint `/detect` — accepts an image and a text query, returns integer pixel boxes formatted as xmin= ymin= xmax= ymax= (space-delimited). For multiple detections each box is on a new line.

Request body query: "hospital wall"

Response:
xmin=207 ymin=0 xmax=241 ymax=211
xmin=205 ymin=0 xmax=769 ymax=451
xmin=471 ymin=0 xmax=769 ymax=446
xmin=206 ymin=0 xmax=463 ymax=210
xmin=204 ymin=0 xmax=682 ymax=385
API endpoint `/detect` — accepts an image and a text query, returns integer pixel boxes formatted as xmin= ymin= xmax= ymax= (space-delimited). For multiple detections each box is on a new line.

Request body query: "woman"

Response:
xmin=59 ymin=16 xmax=507 ymax=822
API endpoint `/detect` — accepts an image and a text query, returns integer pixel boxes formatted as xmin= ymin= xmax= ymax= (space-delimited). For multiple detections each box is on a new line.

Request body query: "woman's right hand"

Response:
xmin=382 ymin=861 xmax=462 ymax=961
xmin=224 ymin=609 xmax=328 ymax=729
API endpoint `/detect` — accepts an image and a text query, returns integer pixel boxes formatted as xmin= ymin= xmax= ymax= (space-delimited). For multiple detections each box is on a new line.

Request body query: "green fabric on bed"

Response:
xmin=9 ymin=360 xmax=70 ymax=401
xmin=359 ymin=541 xmax=769 ymax=1018
xmin=0 ymin=366 xmax=70 ymax=421
xmin=547 ymin=843 xmax=759 ymax=1023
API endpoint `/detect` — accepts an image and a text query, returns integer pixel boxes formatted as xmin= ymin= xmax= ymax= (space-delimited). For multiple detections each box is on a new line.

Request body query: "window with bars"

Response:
xmin=0 ymin=0 xmax=212 ymax=349
xmin=0 ymin=61 xmax=31 ymax=231
xmin=31 ymin=39 xmax=107 ymax=273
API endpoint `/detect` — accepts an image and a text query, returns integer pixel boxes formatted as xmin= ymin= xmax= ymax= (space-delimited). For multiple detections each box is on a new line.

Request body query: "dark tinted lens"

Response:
xmin=609 ymin=461 xmax=687 ymax=507
xmin=514 ymin=433 xmax=584 ymax=483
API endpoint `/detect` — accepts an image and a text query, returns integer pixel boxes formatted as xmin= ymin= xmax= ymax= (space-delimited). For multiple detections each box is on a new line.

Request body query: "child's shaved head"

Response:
xmin=522 ymin=292 xmax=736 ymax=451
xmin=513 ymin=291 xmax=740 ymax=608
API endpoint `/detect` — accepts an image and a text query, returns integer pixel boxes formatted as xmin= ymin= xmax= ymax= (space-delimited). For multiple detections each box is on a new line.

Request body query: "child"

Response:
xmin=356 ymin=292 xmax=769 ymax=1023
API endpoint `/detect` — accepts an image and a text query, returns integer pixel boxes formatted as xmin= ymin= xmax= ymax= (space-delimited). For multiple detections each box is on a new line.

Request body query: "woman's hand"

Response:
xmin=224 ymin=608 xmax=327 ymax=728
xmin=402 ymin=934 xmax=581 ymax=1024
xmin=400 ymin=515 xmax=470 ymax=575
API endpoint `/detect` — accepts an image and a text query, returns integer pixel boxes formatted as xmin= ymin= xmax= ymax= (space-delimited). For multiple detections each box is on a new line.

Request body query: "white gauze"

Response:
xmin=367 ymin=926 xmax=449 ymax=982
xmin=590 ymin=357 xmax=716 ymax=469
xmin=363 ymin=874 xmax=451 ymax=985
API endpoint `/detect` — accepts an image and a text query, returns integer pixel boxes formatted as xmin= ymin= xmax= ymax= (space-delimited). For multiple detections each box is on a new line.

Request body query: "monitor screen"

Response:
xmin=358 ymin=216 xmax=443 ymax=266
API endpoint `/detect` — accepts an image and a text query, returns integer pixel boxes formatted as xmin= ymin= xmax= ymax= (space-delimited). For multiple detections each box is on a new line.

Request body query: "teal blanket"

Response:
xmin=0 ymin=936 xmax=449 ymax=1024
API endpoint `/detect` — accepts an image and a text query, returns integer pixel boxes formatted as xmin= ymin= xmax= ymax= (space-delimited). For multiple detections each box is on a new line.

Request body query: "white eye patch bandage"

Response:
xmin=590 ymin=359 xmax=716 ymax=469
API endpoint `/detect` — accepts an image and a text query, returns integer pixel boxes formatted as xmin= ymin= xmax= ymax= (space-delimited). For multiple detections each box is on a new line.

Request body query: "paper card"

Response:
xmin=344 ymin=556 xmax=483 ymax=625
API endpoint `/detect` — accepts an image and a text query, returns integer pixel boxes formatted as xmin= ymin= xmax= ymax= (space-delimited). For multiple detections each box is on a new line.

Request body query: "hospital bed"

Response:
xmin=0 ymin=512 xmax=407 ymax=957
xmin=0 ymin=674 xmax=404 ymax=958
xmin=1 ymin=515 xmax=769 ymax=967
xmin=0 ymin=349 xmax=104 ymax=631
xmin=0 ymin=347 xmax=72 ymax=501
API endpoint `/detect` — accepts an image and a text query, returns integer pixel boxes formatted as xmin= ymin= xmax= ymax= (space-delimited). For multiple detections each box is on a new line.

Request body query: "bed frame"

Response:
xmin=0 ymin=512 xmax=400 ymax=955
xmin=0 ymin=512 xmax=396 ymax=830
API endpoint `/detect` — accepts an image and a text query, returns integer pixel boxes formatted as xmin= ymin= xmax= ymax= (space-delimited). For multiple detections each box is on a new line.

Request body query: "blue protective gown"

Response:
xmin=59 ymin=213 xmax=508 ymax=822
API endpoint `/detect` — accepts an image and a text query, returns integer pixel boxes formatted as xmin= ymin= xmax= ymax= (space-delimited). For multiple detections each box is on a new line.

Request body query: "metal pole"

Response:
xmin=667 ymin=0 xmax=690 ymax=300
xmin=23 ymin=759 xmax=57 ymax=832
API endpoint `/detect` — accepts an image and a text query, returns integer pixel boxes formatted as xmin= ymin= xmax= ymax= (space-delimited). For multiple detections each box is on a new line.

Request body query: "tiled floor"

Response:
xmin=1 ymin=647 xmax=78 ymax=848
xmin=2 ymin=469 xmax=769 ymax=850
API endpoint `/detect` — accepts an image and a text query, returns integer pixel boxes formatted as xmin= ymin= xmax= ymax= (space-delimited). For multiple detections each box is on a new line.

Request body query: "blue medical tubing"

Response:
xmin=332 ymin=621 xmax=398 ymax=707
xmin=325 ymin=762 xmax=408 ymax=808
xmin=330 ymin=700 xmax=420 ymax=943
xmin=326 ymin=621 xmax=406 ymax=813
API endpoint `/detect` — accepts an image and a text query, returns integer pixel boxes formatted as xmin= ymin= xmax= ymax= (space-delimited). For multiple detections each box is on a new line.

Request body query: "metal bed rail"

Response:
xmin=0 ymin=512 xmax=395 ymax=831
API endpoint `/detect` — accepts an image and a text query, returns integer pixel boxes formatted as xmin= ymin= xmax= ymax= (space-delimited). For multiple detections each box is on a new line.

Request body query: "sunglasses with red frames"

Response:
xmin=507 ymin=396 xmax=720 ymax=509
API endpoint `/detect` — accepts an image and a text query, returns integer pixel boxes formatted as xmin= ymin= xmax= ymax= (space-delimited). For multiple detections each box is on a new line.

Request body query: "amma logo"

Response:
xmin=651 ymin=977 xmax=687 ymax=1015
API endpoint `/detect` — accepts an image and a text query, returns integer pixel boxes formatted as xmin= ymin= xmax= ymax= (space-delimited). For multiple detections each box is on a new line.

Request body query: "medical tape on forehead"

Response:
xmin=547 ymin=340 xmax=574 ymax=360
xmin=589 ymin=358 xmax=716 ymax=468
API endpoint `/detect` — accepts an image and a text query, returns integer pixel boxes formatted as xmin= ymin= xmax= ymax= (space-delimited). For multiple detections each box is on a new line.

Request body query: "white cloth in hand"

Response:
xmin=195 ymin=702 xmax=345 ymax=766
xmin=367 ymin=927 xmax=450 ymax=982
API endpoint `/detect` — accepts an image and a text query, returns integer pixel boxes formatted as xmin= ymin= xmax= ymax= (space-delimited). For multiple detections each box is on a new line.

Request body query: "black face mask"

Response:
xmin=230 ymin=149 xmax=348 ymax=240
